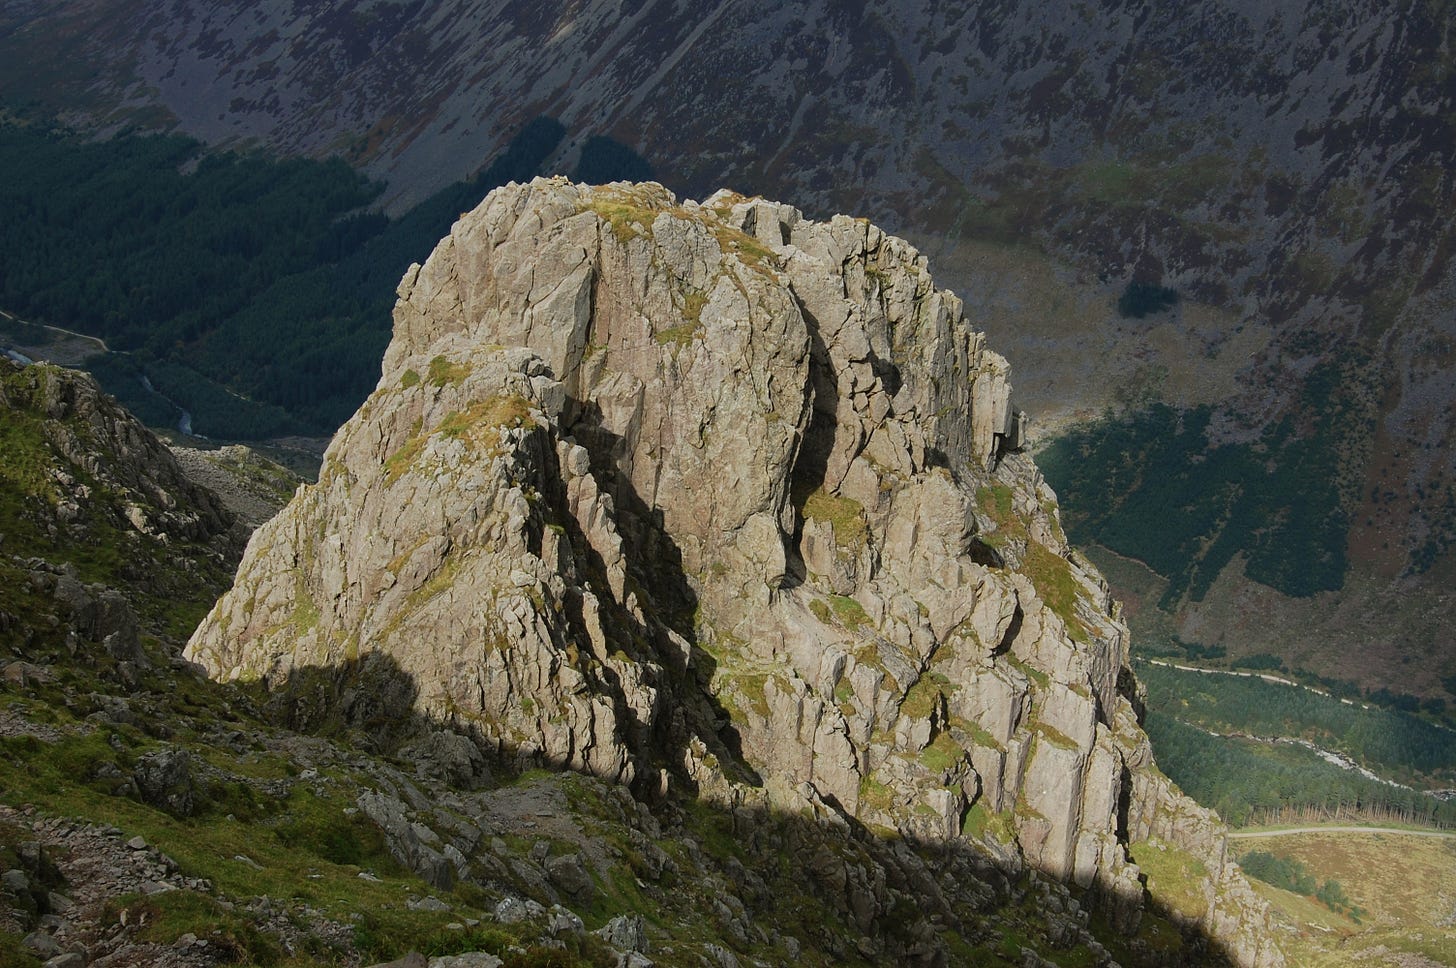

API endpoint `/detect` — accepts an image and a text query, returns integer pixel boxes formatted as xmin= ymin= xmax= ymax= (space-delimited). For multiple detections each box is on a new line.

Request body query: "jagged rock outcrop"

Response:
xmin=0 ymin=360 xmax=245 ymax=656
xmin=187 ymin=178 xmax=1282 ymax=966
xmin=0 ymin=360 xmax=238 ymax=547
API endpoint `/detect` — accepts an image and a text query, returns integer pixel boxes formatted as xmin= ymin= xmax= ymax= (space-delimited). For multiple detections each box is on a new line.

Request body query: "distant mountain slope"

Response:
xmin=2 ymin=0 xmax=1451 ymax=695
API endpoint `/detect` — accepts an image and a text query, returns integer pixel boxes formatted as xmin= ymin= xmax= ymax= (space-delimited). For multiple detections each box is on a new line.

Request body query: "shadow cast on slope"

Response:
xmin=225 ymin=400 xmax=1251 ymax=966
xmin=242 ymin=648 xmax=1246 ymax=968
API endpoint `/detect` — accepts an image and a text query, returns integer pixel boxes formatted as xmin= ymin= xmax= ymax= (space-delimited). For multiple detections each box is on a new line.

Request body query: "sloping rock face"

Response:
xmin=187 ymin=178 xmax=1281 ymax=965
xmin=0 ymin=360 xmax=244 ymax=660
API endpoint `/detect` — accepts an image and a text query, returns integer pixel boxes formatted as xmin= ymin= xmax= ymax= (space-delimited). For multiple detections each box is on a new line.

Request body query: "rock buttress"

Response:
xmin=187 ymin=178 xmax=1282 ymax=967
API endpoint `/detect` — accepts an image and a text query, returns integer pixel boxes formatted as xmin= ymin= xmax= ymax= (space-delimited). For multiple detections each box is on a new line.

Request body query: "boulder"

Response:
xmin=131 ymin=748 xmax=197 ymax=817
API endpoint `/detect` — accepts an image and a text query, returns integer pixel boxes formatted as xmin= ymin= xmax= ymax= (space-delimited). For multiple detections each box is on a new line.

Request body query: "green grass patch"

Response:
xmin=272 ymin=788 xmax=397 ymax=870
xmin=1238 ymin=849 xmax=1364 ymax=920
xmin=800 ymin=487 xmax=868 ymax=551
xmin=1022 ymin=542 xmax=1089 ymax=641
xmin=720 ymin=672 xmax=771 ymax=719
xmin=383 ymin=395 xmax=533 ymax=483
xmin=107 ymin=890 xmax=284 ymax=965
xmin=919 ymin=731 xmax=964 ymax=772
xmin=382 ymin=418 xmax=425 ymax=483
xmin=1029 ymin=716 xmax=1078 ymax=750
xmin=1006 ymin=654 xmax=1050 ymax=689
xmin=900 ymin=674 xmax=948 ymax=720
xmin=653 ymin=321 xmax=700 ymax=347
xmin=828 ymin=594 xmax=870 ymax=630
xmin=584 ymin=190 xmax=667 ymax=244
xmin=427 ymin=355 xmax=469 ymax=387
xmin=858 ymin=774 xmax=897 ymax=813
xmin=1128 ymin=838 xmax=1209 ymax=922
xmin=976 ymin=483 xmax=1016 ymax=529
xmin=961 ymin=803 xmax=1015 ymax=842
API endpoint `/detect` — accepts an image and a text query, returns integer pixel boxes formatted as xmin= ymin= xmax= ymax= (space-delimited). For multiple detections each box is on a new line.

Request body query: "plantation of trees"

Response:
xmin=1038 ymin=366 xmax=1369 ymax=602
xmin=0 ymin=113 xmax=567 ymax=437
xmin=1144 ymin=711 xmax=1456 ymax=828
xmin=1139 ymin=662 xmax=1456 ymax=785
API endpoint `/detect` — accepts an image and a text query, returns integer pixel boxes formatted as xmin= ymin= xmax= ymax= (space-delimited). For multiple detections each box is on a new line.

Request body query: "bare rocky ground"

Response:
xmin=3 ymin=803 xmax=245 ymax=968
xmin=166 ymin=445 xmax=299 ymax=531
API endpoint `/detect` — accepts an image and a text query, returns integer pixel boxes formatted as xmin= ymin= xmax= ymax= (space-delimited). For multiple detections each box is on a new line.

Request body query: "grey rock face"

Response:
xmin=545 ymin=854 xmax=593 ymax=904
xmin=595 ymin=913 xmax=649 ymax=954
xmin=429 ymin=954 xmax=503 ymax=968
xmin=131 ymin=748 xmax=197 ymax=818
xmin=357 ymin=791 xmax=455 ymax=890
xmin=188 ymin=179 xmax=1281 ymax=966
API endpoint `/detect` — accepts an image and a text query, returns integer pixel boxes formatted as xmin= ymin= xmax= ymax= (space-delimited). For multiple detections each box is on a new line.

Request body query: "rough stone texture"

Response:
xmin=188 ymin=179 xmax=1282 ymax=966
xmin=0 ymin=360 xmax=237 ymax=546
xmin=130 ymin=748 xmax=197 ymax=818
xmin=0 ymin=360 xmax=247 ymax=660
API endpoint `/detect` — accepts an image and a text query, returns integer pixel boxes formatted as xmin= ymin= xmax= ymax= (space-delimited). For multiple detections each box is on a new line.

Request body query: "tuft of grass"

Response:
xmin=680 ymin=289 xmax=708 ymax=325
xmin=900 ymin=675 xmax=946 ymax=720
xmin=828 ymin=595 xmax=870 ymax=630
xmin=399 ymin=369 xmax=420 ymax=389
xmin=961 ymin=803 xmax=1015 ymax=843
xmin=382 ymin=396 xmax=533 ymax=483
xmin=800 ymin=488 xmax=868 ymax=551
xmin=949 ymin=714 xmax=1002 ymax=752
xmin=584 ymin=189 xmax=668 ymax=244
xmin=1128 ymin=837 xmax=1210 ymax=922
xmin=725 ymin=672 xmax=772 ymax=719
xmin=1029 ymin=716 xmax=1079 ymax=750
xmin=709 ymin=223 xmax=778 ymax=274
xmin=859 ymin=774 xmax=897 ymax=813
xmin=976 ymin=483 xmax=1015 ymax=526
xmin=426 ymin=355 xmax=469 ymax=387
xmin=1006 ymin=654 xmax=1050 ymax=688
xmin=654 ymin=322 xmax=700 ymax=347
xmin=919 ymin=732 xmax=964 ymax=772
xmin=382 ymin=417 xmax=426 ymax=483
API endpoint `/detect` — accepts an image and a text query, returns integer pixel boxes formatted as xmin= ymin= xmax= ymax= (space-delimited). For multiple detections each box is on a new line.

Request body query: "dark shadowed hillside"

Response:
xmin=2 ymin=0 xmax=1452 ymax=702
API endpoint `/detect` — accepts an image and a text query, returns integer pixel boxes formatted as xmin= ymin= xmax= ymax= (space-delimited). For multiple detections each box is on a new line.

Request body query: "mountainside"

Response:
xmin=0 ymin=359 xmax=244 ymax=649
xmin=3 ymin=0 xmax=1452 ymax=700
xmin=184 ymin=178 xmax=1282 ymax=965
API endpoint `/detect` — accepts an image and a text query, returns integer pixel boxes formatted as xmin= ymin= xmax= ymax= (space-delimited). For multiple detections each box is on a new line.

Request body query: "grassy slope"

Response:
xmin=1235 ymin=831 xmax=1456 ymax=967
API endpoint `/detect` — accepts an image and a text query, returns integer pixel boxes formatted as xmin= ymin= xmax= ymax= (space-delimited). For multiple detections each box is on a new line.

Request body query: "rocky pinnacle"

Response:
xmin=186 ymin=179 xmax=1282 ymax=966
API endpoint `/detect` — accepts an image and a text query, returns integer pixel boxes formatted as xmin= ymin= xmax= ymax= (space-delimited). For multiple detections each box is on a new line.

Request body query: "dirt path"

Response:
xmin=1229 ymin=825 xmax=1456 ymax=840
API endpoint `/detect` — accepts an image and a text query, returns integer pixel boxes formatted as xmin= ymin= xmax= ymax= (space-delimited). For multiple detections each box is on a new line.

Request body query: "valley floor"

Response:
xmin=1230 ymin=828 xmax=1456 ymax=968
